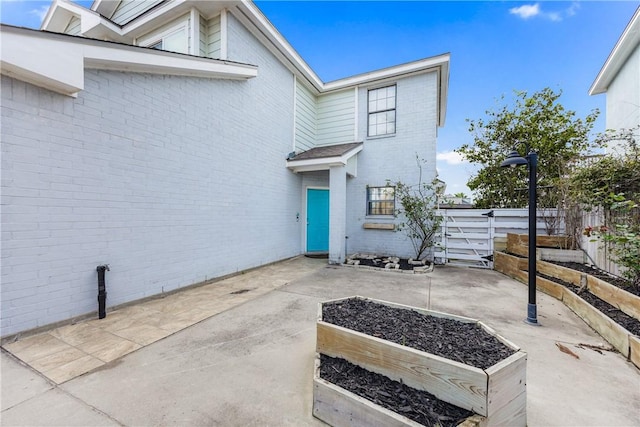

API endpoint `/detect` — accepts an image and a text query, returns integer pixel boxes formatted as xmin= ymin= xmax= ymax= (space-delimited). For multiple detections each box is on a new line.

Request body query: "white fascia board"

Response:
xmin=235 ymin=0 xmax=324 ymax=91
xmin=92 ymin=0 xmax=119 ymax=19
xmin=0 ymin=26 xmax=257 ymax=97
xmin=1 ymin=26 xmax=85 ymax=96
xmin=84 ymin=45 xmax=258 ymax=79
xmin=590 ymin=7 xmax=640 ymax=95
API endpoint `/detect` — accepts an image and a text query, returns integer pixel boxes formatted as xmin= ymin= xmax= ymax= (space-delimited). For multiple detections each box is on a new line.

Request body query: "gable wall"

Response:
xmin=606 ymin=42 xmax=640 ymax=153
xmin=111 ymin=0 xmax=164 ymax=25
xmin=344 ymin=72 xmax=439 ymax=258
xmin=1 ymin=15 xmax=300 ymax=336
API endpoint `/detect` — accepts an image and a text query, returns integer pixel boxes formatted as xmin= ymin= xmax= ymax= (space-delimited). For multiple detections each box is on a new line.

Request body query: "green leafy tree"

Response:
xmin=390 ymin=158 xmax=442 ymax=261
xmin=456 ymin=88 xmax=600 ymax=209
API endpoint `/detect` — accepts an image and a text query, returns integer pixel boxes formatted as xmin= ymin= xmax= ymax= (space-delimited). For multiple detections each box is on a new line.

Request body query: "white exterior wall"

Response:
xmin=110 ymin=0 xmax=164 ymax=25
xmin=1 ymin=17 xmax=300 ymax=336
xmin=295 ymin=79 xmax=317 ymax=152
xmin=316 ymin=89 xmax=356 ymax=146
xmin=606 ymin=42 xmax=640 ymax=154
xmin=345 ymin=72 xmax=439 ymax=258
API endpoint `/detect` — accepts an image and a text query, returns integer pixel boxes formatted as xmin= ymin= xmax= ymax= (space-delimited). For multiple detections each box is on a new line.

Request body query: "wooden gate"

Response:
xmin=435 ymin=209 xmax=554 ymax=268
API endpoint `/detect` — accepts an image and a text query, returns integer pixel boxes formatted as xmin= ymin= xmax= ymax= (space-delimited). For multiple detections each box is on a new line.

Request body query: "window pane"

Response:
xmin=163 ymin=28 xmax=187 ymax=53
xmin=367 ymin=186 xmax=395 ymax=215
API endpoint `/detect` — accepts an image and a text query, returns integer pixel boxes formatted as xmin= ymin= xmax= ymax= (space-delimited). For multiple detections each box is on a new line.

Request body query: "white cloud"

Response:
xmin=509 ymin=3 xmax=540 ymax=19
xmin=510 ymin=2 xmax=580 ymax=22
xmin=29 ymin=5 xmax=48 ymax=22
xmin=436 ymin=151 xmax=466 ymax=165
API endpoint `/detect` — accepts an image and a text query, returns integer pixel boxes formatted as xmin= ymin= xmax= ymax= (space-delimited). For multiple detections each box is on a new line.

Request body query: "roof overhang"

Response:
xmin=286 ymin=143 xmax=363 ymax=175
xmin=590 ymin=7 xmax=640 ymax=95
xmin=0 ymin=25 xmax=257 ymax=97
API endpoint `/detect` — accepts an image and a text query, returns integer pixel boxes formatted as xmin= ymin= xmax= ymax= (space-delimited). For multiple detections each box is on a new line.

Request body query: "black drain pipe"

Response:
xmin=96 ymin=265 xmax=109 ymax=319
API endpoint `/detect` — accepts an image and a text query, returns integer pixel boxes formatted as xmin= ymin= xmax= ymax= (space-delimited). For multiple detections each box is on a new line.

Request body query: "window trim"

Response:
xmin=366 ymin=185 xmax=396 ymax=217
xmin=367 ymin=84 xmax=397 ymax=138
xmin=138 ymin=20 xmax=189 ymax=54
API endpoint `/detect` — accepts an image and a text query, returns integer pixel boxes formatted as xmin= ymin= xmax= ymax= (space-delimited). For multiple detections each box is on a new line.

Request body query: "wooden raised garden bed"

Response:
xmin=494 ymin=233 xmax=640 ymax=369
xmin=313 ymin=296 xmax=527 ymax=426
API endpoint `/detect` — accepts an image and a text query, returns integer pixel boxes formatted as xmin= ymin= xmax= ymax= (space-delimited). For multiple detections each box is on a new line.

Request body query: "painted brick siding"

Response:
xmin=1 ymin=23 xmax=300 ymax=336
xmin=345 ymin=72 xmax=439 ymax=258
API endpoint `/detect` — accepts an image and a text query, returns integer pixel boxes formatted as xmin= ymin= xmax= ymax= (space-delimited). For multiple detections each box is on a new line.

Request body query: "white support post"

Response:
xmin=329 ymin=165 xmax=347 ymax=264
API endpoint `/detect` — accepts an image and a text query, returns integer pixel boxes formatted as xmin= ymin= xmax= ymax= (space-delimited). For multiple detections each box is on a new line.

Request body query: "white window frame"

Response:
xmin=367 ymin=85 xmax=396 ymax=137
xmin=138 ymin=20 xmax=189 ymax=54
xmin=366 ymin=186 xmax=396 ymax=216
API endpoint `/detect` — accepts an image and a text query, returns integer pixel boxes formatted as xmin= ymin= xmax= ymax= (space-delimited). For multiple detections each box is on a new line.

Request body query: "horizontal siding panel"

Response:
xmin=207 ymin=15 xmax=221 ymax=58
xmin=111 ymin=0 xmax=163 ymax=25
xmin=199 ymin=15 xmax=207 ymax=56
xmin=316 ymin=89 xmax=354 ymax=146
xmin=296 ymin=79 xmax=317 ymax=152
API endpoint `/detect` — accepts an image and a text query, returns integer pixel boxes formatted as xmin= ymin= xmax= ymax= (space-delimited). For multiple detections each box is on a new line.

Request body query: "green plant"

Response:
xmin=390 ymin=158 xmax=442 ymax=261
xmin=456 ymin=87 xmax=600 ymax=208
xmin=584 ymin=194 xmax=640 ymax=292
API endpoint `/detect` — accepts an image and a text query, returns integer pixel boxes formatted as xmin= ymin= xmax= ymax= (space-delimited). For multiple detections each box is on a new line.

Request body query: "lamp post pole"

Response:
xmin=526 ymin=151 xmax=538 ymax=325
xmin=500 ymin=144 xmax=539 ymax=325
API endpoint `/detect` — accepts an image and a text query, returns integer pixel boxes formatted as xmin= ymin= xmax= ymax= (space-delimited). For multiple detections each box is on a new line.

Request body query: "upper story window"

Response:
xmin=367 ymin=186 xmax=395 ymax=216
xmin=368 ymin=85 xmax=396 ymax=137
xmin=139 ymin=22 xmax=188 ymax=54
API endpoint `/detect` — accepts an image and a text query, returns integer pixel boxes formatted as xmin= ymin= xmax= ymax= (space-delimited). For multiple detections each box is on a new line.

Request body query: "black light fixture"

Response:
xmin=500 ymin=143 xmax=539 ymax=325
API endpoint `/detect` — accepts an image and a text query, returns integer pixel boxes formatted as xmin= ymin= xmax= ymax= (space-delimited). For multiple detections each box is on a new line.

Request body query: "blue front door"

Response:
xmin=307 ymin=189 xmax=329 ymax=252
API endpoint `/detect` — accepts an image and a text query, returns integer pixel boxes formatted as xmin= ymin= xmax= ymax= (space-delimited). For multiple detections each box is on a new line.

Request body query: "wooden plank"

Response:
xmin=562 ymin=290 xmax=630 ymax=357
xmin=477 ymin=322 xmax=521 ymax=351
xmin=486 ymin=352 xmax=527 ymax=417
xmin=629 ymin=335 xmax=640 ymax=370
xmin=484 ymin=391 xmax=527 ymax=427
xmin=314 ymin=377 xmax=487 ymax=427
xmin=539 ymin=248 xmax=585 ymax=263
xmin=313 ymin=377 xmax=425 ymax=427
xmin=587 ymin=276 xmax=640 ymax=320
xmin=537 ymin=260 xmax=582 ymax=286
xmin=317 ymin=321 xmax=489 ymax=415
xmin=363 ymin=223 xmax=395 ymax=230
xmin=535 ymin=276 xmax=565 ymax=300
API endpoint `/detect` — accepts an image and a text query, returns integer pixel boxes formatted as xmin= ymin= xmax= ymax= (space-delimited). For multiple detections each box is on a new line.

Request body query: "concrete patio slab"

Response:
xmin=2 ymin=258 xmax=639 ymax=426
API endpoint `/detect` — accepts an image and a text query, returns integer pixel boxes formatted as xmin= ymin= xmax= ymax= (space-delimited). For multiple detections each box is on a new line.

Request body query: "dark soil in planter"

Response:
xmin=539 ymin=273 xmax=640 ymax=336
xmin=547 ymin=260 xmax=639 ymax=297
xmin=320 ymin=354 xmax=474 ymax=427
xmin=349 ymin=256 xmax=415 ymax=270
xmin=322 ymin=298 xmax=516 ymax=370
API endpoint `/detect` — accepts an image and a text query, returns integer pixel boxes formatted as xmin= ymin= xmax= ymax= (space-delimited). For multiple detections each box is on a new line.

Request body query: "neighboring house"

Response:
xmin=0 ymin=0 xmax=449 ymax=336
xmin=590 ymin=6 xmax=640 ymax=154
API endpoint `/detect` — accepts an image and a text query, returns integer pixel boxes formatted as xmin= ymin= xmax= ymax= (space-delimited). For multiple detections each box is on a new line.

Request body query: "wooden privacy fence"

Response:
xmin=434 ymin=208 xmax=561 ymax=268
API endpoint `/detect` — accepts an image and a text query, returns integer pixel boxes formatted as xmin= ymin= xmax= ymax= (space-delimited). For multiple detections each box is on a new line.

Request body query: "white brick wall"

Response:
xmin=1 ymin=17 xmax=301 ymax=335
xmin=345 ymin=72 xmax=439 ymax=258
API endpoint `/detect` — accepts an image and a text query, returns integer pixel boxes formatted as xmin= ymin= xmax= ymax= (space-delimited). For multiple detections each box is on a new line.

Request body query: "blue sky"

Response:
xmin=1 ymin=1 xmax=638 ymax=196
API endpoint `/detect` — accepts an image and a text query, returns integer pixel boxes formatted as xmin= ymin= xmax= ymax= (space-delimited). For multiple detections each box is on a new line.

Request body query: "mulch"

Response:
xmin=539 ymin=272 xmax=640 ymax=336
xmin=319 ymin=355 xmax=474 ymax=427
xmin=322 ymin=298 xmax=516 ymax=370
xmin=319 ymin=298 xmax=516 ymax=426
xmin=548 ymin=260 xmax=639 ymax=296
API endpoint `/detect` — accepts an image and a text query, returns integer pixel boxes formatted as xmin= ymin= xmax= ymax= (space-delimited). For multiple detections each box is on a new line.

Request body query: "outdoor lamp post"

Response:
xmin=500 ymin=144 xmax=539 ymax=325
